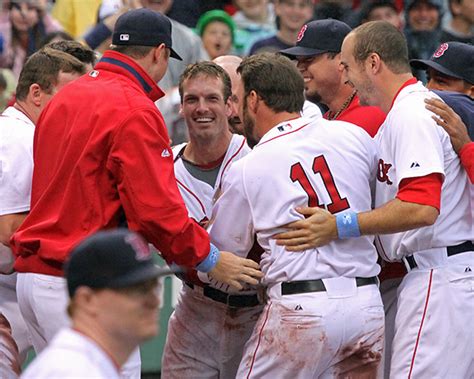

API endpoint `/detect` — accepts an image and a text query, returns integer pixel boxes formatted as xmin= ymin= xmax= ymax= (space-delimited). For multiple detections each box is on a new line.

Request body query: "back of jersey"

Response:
xmin=210 ymin=116 xmax=380 ymax=287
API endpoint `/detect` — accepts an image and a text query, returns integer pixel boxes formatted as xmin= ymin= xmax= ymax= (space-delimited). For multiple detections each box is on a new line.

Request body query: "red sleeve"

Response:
xmin=108 ymin=109 xmax=210 ymax=268
xmin=459 ymin=142 xmax=474 ymax=184
xmin=396 ymin=173 xmax=443 ymax=211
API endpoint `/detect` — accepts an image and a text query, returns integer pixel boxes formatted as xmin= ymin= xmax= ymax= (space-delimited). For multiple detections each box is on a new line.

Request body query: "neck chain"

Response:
xmin=328 ymin=90 xmax=357 ymax=120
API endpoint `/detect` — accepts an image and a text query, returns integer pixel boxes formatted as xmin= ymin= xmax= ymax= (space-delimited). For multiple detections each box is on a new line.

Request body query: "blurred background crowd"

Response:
xmin=0 ymin=0 xmax=472 ymax=139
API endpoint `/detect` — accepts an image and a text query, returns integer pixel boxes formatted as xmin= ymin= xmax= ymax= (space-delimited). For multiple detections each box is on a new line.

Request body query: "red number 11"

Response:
xmin=290 ymin=155 xmax=350 ymax=214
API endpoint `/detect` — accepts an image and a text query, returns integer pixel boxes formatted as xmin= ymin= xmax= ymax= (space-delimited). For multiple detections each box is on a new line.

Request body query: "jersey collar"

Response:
xmin=256 ymin=116 xmax=311 ymax=148
xmin=389 ymin=77 xmax=418 ymax=111
xmin=1 ymin=106 xmax=35 ymax=127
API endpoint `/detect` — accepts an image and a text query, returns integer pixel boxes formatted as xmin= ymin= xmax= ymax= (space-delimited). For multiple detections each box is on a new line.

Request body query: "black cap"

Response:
xmin=112 ymin=8 xmax=182 ymax=60
xmin=410 ymin=42 xmax=474 ymax=85
xmin=280 ymin=19 xmax=352 ymax=58
xmin=65 ymin=229 xmax=178 ymax=297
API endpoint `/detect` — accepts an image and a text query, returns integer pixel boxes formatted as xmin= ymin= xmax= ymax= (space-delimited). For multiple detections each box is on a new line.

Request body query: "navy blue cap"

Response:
xmin=280 ymin=19 xmax=352 ymax=57
xmin=112 ymin=8 xmax=182 ymax=60
xmin=410 ymin=42 xmax=474 ymax=84
xmin=65 ymin=229 xmax=179 ymax=297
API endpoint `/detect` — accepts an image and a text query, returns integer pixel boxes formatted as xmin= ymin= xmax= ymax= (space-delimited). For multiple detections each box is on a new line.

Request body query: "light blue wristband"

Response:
xmin=196 ymin=243 xmax=220 ymax=273
xmin=336 ymin=211 xmax=361 ymax=238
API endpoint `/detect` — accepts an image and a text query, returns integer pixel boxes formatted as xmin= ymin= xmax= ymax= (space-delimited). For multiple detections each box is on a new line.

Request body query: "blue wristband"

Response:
xmin=336 ymin=211 xmax=361 ymax=239
xmin=196 ymin=243 xmax=220 ymax=273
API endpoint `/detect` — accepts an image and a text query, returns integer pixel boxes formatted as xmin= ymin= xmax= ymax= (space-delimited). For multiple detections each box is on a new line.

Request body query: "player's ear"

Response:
xmin=247 ymin=90 xmax=259 ymax=113
xmin=29 ymin=83 xmax=43 ymax=107
xmin=224 ymin=98 xmax=233 ymax=118
xmin=179 ymin=103 xmax=183 ymax=116
xmin=367 ymin=52 xmax=382 ymax=75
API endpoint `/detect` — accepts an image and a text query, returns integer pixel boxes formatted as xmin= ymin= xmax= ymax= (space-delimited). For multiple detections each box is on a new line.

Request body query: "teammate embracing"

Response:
xmin=210 ymin=53 xmax=384 ymax=378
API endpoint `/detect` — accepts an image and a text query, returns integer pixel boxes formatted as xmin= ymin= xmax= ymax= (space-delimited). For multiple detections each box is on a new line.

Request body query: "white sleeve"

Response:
xmin=209 ymin=160 xmax=254 ymax=257
xmin=0 ymin=133 xmax=33 ymax=215
xmin=390 ymin=107 xmax=445 ymax=185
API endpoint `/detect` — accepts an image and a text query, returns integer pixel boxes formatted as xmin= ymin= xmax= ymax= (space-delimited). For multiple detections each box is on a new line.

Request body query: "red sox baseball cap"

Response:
xmin=65 ymin=229 xmax=180 ymax=297
xmin=280 ymin=19 xmax=352 ymax=58
xmin=410 ymin=42 xmax=474 ymax=84
xmin=112 ymin=8 xmax=182 ymax=60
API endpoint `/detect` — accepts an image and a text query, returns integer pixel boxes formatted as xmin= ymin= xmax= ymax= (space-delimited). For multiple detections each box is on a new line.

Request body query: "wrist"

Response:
xmin=336 ymin=211 xmax=361 ymax=238
xmin=196 ymin=243 xmax=220 ymax=273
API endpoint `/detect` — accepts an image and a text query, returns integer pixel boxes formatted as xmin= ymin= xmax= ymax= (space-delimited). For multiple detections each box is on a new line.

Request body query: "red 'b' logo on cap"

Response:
xmin=433 ymin=43 xmax=448 ymax=58
xmin=297 ymin=25 xmax=308 ymax=42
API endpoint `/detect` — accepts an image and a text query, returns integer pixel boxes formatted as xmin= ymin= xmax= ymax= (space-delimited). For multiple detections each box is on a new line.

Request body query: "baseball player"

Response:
xmin=0 ymin=48 xmax=86 ymax=365
xmin=277 ymin=22 xmax=473 ymax=378
xmin=210 ymin=53 xmax=384 ymax=378
xmin=21 ymin=229 xmax=177 ymax=378
xmin=161 ymin=61 xmax=263 ymax=379
xmin=281 ymin=19 xmax=386 ymax=137
xmin=0 ymin=313 xmax=20 ymax=379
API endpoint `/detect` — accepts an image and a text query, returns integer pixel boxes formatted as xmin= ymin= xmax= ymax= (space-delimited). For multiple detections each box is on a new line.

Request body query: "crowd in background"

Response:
xmin=0 ymin=0 xmax=473 ymax=127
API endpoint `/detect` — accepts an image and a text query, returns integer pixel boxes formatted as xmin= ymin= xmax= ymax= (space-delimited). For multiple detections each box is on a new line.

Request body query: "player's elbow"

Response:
xmin=417 ymin=205 xmax=439 ymax=227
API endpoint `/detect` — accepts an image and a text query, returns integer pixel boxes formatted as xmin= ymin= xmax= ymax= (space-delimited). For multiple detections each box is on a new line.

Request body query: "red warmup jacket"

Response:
xmin=11 ymin=50 xmax=210 ymax=276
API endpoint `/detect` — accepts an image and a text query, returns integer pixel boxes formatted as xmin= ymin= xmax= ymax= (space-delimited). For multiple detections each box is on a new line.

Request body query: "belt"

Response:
xmin=185 ymin=282 xmax=260 ymax=308
xmin=404 ymin=241 xmax=474 ymax=271
xmin=281 ymin=277 xmax=377 ymax=296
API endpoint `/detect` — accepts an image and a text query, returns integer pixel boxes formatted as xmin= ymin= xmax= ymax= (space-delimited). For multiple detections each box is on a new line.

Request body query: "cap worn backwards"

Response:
xmin=65 ymin=229 xmax=179 ymax=297
xmin=410 ymin=42 xmax=474 ymax=84
xmin=112 ymin=8 xmax=182 ymax=60
xmin=280 ymin=19 xmax=352 ymax=58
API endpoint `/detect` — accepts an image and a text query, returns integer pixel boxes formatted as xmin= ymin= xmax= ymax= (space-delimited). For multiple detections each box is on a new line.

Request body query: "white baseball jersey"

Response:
xmin=210 ymin=116 xmax=380 ymax=297
xmin=172 ymin=134 xmax=250 ymax=224
xmin=21 ymin=327 xmax=121 ymax=378
xmin=302 ymin=100 xmax=323 ymax=121
xmin=374 ymin=82 xmax=473 ymax=261
xmin=0 ymin=106 xmax=34 ymax=216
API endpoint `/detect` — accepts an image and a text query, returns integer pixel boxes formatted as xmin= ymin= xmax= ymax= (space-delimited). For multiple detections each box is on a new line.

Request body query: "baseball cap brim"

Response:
xmin=107 ymin=264 xmax=182 ymax=289
xmin=410 ymin=59 xmax=464 ymax=80
xmin=169 ymin=47 xmax=182 ymax=61
xmin=280 ymin=46 xmax=329 ymax=58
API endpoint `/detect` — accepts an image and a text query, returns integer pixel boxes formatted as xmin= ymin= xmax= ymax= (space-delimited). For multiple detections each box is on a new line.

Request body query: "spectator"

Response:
xmin=21 ymin=229 xmax=177 ymax=378
xmin=313 ymin=0 xmax=361 ymax=27
xmin=404 ymin=0 xmax=444 ymax=82
xmin=440 ymin=0 xmax=474 ymax=43
xmin=249 ymin=0 xmax=313 ymax=55
xmin=232 ymin=0 xmax=276 ymax=55
xmin=0 ymin=0 xmax=63 ymax=79
xmin=196 ymin=10 xmax=235 ymax=60
xmin=51 ymin=0 xmax=101 ymax=38
xmin=38 ymin=30 xmax=74 ymax=48
xmin=360 ymin=0 xmax=403 ymax=29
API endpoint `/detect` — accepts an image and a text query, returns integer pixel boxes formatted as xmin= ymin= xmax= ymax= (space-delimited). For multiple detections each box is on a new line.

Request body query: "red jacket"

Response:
xmin=460 ymin=142 xmax=474 ymax=184
xmin=11 ymin=50 xmax=210 ymax=276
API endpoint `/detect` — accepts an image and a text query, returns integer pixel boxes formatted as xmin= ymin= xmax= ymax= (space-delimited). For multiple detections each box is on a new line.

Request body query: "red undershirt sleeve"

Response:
xmin=396 ymin=173 xmax=443 ymax=211
xmin=459 ymin=142 xmax=474 ymax=184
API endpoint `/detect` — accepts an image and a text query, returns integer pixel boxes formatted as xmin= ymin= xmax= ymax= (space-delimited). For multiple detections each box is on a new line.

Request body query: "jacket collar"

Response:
xmin=95 ymin=50 xmax=165 ymax=102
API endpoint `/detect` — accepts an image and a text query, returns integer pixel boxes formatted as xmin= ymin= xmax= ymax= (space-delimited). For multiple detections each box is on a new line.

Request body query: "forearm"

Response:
xmin=0 ymin=213 xmax=27 ymax=246
xmin=358 ymin=198 xmax=438 ymax=236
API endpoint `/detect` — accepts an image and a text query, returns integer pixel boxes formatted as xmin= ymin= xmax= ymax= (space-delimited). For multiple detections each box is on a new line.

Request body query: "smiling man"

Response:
xmin=161 ymin=61 xmax=261 ymax=379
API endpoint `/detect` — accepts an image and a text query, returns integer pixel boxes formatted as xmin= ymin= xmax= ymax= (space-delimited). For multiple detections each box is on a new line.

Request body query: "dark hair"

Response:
xmin=39 ymin=30 xmax=74 ymax=48
xmin=360 ymin=0 xmax=398 ymax=22
xmin=237 ymin=52 xmax=305 ymax=113
xmin=110 ymin=45 xmax=156 ymax=59
xmin=351 ymin=21 xmax=411 ymax=74
xmin=16 ymin=48 xmax=86 ymax=100
xmin=46 ymin=40 xmax=97 ymax=66
xmin=178 ymin=61 xmax=232 ymax=103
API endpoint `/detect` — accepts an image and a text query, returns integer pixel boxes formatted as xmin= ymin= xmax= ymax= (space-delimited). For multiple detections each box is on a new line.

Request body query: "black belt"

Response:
xmin=281 ymin=277 xmax=377 ymax=296
xmin=185 ymin=282 xmax=260 ymax=308
xmin=404 ymin=241 xmax=474 ymax=270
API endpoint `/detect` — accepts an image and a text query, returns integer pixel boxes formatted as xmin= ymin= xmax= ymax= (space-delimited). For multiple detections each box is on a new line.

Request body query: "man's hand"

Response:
xmin=208 ymin=251 xmax=263 ymax=290
xmin=425 ymin=98 xmax=471 ymax=153
xmin=274 ymin=207 xmax=337 ymax=251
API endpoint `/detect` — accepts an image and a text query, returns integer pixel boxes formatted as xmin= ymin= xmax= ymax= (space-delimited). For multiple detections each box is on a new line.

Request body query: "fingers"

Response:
xmin=227 ymin=280 xmax=243 ymax=291
xmin=242 ymin=257 xmax=260 ymax=270
xmin=295 ymin=206 xmax=319 ymax=217
xmin=273 ymin=229 xmax=309 ymax=240
xmin=275 ymin=236 xmax=313 ymax=247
